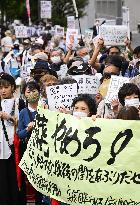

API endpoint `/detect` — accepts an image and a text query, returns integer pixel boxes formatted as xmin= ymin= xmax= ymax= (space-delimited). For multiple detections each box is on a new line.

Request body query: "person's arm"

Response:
xmin=17 ymin=110 xmax=31 ymax=139
xmin=89 ymin=38 xmax=104 ymax=71
xmin=124 ymin=37 xmax=133 ymax=54
xmin=63 ymin=45 xmax=73 ymax=64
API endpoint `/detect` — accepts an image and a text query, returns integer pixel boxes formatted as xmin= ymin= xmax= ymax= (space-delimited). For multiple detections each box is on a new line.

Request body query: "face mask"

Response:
xmin=51 ymin=56 xmax=61 ymax=64
xmin=73 ymin=111 xmax=88 ymax=118
xmin=26 ymin=92 xmax=40 ymax=103
xmin=82 ymin=55 xmax=90 ymax=63
xmin=133 ymin=58 xmax=140 ymax=65
xmin=125 ymin=98 xmax=140 ymax=108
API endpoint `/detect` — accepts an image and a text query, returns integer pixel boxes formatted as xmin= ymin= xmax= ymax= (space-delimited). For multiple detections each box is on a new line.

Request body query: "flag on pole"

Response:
xmin=26 ymin=0 xmax=31 ymax=25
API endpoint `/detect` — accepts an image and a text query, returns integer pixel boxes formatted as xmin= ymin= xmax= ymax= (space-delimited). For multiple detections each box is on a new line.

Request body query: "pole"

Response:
xmin=116 ymin=0 xmax=122 ymax=25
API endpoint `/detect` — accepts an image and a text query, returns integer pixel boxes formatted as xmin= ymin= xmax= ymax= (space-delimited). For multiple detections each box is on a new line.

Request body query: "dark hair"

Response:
xmin=105 ymin=55 xmax=123 ymax=70
xmin=71 ymin=94 xmax=97 ymax=116
xmin=133 ymin=46 xmax=140 ymax=55
xmin=107 ymin=46 xmax=120 ymax=55
xmin=58 ymin=77 xmax=77 ymax=85
xmin=22 ymin=81 xmax=40 ymax=94
xmin=117 ymin=106 xmax=139 ymax=120
xmin=0 ymin=72 xmax=16 ymax=90
xmin=118 ymin=83 xmax=140 ymax=106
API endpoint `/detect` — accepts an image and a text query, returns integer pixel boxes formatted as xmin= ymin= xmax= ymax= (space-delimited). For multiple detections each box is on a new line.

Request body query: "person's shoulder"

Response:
xmin=19 ymin=107 xmax=28 ymax=115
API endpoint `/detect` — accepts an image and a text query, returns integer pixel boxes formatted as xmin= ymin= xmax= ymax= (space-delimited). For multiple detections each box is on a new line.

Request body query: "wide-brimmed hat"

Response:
xmin=5 ymin=30 xmax=12 ymax=36
xmin=34 ymin=52 xmax=48 ymax=61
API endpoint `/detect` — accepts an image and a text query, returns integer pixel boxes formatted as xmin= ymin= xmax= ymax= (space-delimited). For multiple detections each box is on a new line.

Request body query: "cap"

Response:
xmin=23 ymin=39 xmax=30 ymax=44
xmin=67 ymin=63 xmax=92 ymax=75
xmin=35 ymin=38 xmax=44 ymax=45
xmin=34 ymin=52 xmax=48 ymax=61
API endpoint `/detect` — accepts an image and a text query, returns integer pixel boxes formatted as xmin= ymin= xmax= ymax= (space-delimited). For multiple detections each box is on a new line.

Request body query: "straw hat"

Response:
xmin=5 ymin=30 xmax=12 ymax=36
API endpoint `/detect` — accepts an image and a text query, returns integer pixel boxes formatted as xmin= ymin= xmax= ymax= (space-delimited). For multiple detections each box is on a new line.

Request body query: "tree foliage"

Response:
xmin=0 ymin=0 xmax=89 ymax=26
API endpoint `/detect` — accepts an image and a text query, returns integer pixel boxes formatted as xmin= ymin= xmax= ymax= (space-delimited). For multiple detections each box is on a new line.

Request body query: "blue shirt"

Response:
xmin=17 ymin=107 xmax=37 ymax=139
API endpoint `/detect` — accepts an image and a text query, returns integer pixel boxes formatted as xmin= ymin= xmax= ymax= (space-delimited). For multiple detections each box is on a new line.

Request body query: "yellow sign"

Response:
xmin=19 ymin=107 xmax=140 ymax=205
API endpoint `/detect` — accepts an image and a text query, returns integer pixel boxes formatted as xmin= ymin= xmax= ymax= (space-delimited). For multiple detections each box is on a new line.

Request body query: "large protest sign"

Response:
xmin=99 ymin=25 xmax=128 ymax=45
xmin=20 ymin=107 xmax=140 ymax=205
xmin=14 ymin=26 xmax=28 ymax=38
xmin=40 ymin=1 xmax=52 ymax=19
xmin=66 ymin=28 xmax=78 ymax=50
xmin=47 ymin=83 xmax=78 ymax=111
xmin=105 ymin=75 xmax=129 ymax=104
xmin=72 ymin=75 xmax=100 ymax=95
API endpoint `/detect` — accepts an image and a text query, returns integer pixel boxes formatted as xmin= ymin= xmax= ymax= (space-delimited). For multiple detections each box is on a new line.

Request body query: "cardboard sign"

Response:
xmin=105 ymin=75 xmax=129 ymax=104
xmin=47 ymin=83 xmax=78 ymax=111
xmin=72 ymin=75 xmax=100 ymax=95
xmin=20 ymin=107 xmax=140 ymax=205
xmin=40 ymin=1 xmax=52 ymax=19
xmin=99 ymin=25 xmax=128 ymax=45
xmin=14 ymin=26 xmax=28 ymax=38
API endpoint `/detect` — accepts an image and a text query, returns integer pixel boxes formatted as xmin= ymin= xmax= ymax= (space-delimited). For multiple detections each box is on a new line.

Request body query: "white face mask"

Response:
xmin=73 ymin=111 xmax=88 ymax=118
xmin=133 ymin=58 xmax=140 ymax=65
xmin=51 ymin=56 xmax=61 ymax=64
xmin=125 ymin=98 xmax=140 ymax=108
xmin=82 ymin=55 xmax=90 ymax=63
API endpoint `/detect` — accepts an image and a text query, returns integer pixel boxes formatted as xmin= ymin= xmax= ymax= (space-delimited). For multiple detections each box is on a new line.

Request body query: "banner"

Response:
xmin=105 ymin=75 xmax=129 ymax=104
xmin=72 ymin=75 xmax=100 ymax=95
xmin=40 ymin=1 xmax=52 ymax=19
xmin=47 ymin=83 xmax=78 ymax=111
xmin=20 ymin=108 xmax=140 ymax=205
xmin=99 ymin=25 xmax=128 ymax=45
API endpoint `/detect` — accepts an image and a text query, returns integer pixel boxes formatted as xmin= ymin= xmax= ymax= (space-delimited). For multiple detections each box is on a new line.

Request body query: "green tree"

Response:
xmin=51 ymin=0 xmax=89 ymax=26
xmin=0 ymin=0 xmax=89 ymax=26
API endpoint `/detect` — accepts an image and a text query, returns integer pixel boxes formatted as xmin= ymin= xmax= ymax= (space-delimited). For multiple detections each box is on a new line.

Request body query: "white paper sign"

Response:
xmin=14 ymin=26 xmax=28 ymax=38
xmin=85 ymin=29 xmax=93 ymax=43
xmin=67 ymin=16 xmax=75 ymax=29
xmin=72 ymin=75 xmax=100 ymax=95
xmin=47 ymin=83 xmax=78 ymax=111
xmin=99 ymin=25 xmax=128 ymax=45
xmin=66 ymin=28 xmax=78 ymax=50
xmin=40 ymin=1 xmax=52 ymax=19
xmin=105 ymin=76 xmax=129 ymax=104
xmin=55 ymin=26 xmax=64 ymax=36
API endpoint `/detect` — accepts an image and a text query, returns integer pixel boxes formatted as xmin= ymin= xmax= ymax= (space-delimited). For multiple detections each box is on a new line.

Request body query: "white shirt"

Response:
xmin=0 ymin=99 xmax=18 ymax=159
xmin=1 ymin=36 xmax=13 ymax=52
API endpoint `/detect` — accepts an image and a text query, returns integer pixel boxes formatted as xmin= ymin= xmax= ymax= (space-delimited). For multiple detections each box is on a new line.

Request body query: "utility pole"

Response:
xmin=116 ymin=0 xmax=122 ymax=25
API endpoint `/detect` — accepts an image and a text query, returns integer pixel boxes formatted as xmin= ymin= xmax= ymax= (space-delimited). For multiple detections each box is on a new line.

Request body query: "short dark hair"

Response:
xmin=133 ymin=46 xmax=140 ymax=55
xmin=118 ymin=83 xmax=140 ymax=106
xmin=71 ymin=94 xmax=97 ymax=116
xmin=107 ymin=46 xmax=120 ymax=55
xmin=117 ymin=106 xmax=139 ymax=120
xmin=0 ymin=72 xmax=16 ymax=90
xmin=105 ymin=55 xmax=123 ymax=70
xmin=22 ymin=81 xmax=40 ymax=94
xmin=58 ymin=77 xmax=77 ymax=85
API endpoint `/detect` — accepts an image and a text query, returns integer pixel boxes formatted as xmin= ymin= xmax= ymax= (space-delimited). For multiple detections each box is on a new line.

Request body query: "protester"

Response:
xmin=0 ymin=72 xmax=25 ymax=205
xmin=117 ymin=106 xmax=140 ymax=120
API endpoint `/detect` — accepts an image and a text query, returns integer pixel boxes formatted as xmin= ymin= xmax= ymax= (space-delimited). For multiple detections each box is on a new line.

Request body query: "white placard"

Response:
xmin=14 ymin=26 xmax=28 ymax=38
xmin=47 ymin=83 xmax=78 ymax=111
xmin=72 ymin=75 xmax=100 ymax=95
xmin=40 ymin=1 xmax=52 ymax=19
xmin=67 ymin=16 xmax=75 ymax=29
xmin=99 ymin=25 xmax=128 ymax=45
xmin=66 ymin=28 xmax=78 ymax=50
xmin=84 ymin=29 xmax=93 ymax=43
xmin=55 ymin=25 xmax=64 ymax=36
xmin=105 ymin=75 xmax=129 ymax=104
